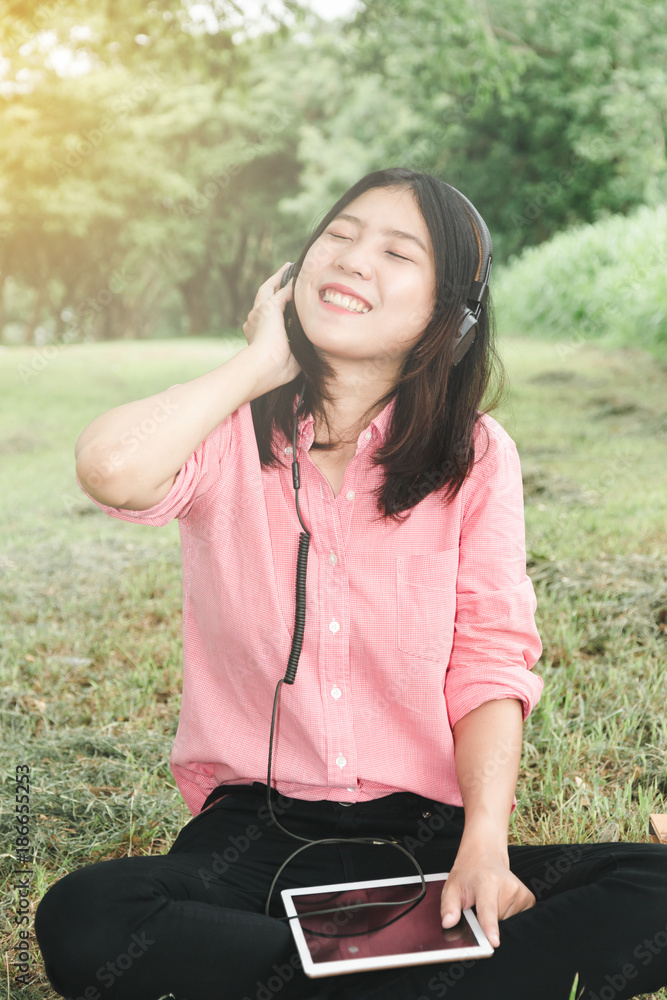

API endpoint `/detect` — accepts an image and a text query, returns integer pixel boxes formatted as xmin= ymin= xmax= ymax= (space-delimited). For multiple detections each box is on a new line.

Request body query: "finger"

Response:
xmin=258 ymin=276 xmax=294 ymax=310
xmin=440 ymin=881 xmax=462 ymax=929
xmin=271 ymin=262 xmax=295 ymax=291
xmin=274 ymin=274 xmax=294 ymax=298
xmin=475 ymin=891 xmax=501 ymax=948
xmin=253 ymin=262 xmax=293 ymax=307
xmin=267 ymin=261 xmax=293 ymax=284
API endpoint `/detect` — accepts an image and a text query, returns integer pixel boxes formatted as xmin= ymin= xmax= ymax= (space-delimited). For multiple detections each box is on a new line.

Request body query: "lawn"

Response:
xmin=1 ymin=334 xmax=666 ymax=999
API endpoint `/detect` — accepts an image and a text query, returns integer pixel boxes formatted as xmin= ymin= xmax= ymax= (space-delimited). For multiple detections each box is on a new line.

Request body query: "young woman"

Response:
xmin=35 ymin=168 xmax=667 ymax=1000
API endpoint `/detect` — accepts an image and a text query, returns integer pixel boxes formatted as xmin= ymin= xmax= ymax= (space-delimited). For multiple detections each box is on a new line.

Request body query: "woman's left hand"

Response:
xmin=439 ymin=843 xmax=536 ymax=948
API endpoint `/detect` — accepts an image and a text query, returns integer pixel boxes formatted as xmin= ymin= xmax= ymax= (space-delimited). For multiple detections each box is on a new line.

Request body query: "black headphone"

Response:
xmin=443 ymin=184 xmax=493 ymax=365
xmin=280 ymin=182 xmax=492 ymax=366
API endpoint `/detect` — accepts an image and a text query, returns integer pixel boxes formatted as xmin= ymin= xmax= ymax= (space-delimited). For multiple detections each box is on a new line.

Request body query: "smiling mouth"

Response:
xmin=319 ymin=288 xmax=372 ymax=314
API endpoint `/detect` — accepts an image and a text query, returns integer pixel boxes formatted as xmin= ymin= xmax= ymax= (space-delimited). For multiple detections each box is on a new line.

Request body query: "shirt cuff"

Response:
xmin=75 ymin=469 xmax=186 ymax=526
xmin=446 ymin=673 xmax=544 ymax=731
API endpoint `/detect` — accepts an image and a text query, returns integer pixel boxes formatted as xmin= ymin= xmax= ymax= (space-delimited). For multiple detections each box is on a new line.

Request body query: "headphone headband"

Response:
xmin=442 ymin=183 xmax=493 ymax=365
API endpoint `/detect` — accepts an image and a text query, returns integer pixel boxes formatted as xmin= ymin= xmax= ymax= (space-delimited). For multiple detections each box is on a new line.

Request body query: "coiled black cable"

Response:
xmin=263 ymin=380 xmax=427 ymax=933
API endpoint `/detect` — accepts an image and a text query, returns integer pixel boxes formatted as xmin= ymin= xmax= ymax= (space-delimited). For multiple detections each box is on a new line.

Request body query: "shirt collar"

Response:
xmin=289 ymin=392 xmax=397 ymax=453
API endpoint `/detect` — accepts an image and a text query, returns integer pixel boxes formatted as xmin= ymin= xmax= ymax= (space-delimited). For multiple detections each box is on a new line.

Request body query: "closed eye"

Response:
xmin=327 ymin=232 xmax=412 ymax=262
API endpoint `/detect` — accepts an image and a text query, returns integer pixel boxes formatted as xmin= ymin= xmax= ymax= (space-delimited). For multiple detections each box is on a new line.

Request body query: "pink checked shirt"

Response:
xmin=77 ymin=392 xmax=543 ymax=816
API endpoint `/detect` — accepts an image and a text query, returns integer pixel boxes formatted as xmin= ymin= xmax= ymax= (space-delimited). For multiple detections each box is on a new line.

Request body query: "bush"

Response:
xmin=493 ymin=204 xmax=667 ymax=356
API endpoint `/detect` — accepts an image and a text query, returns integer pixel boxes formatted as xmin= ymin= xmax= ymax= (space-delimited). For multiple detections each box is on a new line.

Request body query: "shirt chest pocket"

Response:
xmin=396 ymin=549 xmax=459 ymax=661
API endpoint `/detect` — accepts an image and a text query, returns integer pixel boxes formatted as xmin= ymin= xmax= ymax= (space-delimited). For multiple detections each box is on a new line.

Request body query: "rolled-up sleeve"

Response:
xmin=445 ymin=434 xmax=543 ymax=729
xmin=76 ymin=388 xmax=235 ymax=527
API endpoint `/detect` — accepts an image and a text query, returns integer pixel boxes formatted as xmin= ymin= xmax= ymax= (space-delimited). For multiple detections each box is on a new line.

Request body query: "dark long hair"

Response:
xmin=250 ymin=167 xmax=506 ymax=523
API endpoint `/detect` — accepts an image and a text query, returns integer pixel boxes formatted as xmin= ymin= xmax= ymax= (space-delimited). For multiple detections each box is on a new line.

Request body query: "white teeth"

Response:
xmin=321 ymin=288 xmax=370 ymax=313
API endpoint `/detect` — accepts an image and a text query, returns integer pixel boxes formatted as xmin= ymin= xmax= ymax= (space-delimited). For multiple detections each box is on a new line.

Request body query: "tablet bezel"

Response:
xmin=281 ymin=871 xmax=494 ymax=978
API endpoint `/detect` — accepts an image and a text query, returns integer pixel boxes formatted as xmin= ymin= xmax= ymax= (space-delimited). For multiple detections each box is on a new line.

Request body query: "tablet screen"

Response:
xmin=282 ymin=873 xmax=494 ymax=977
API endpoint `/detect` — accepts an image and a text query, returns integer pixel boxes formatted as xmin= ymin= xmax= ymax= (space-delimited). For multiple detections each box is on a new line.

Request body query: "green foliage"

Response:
xmin=0 ymin=1 xmax=304 ymax=343
xmin=278 ymin=0 xmax=524 ymax=228
xmin=444 ymin=0 xmax=667 ymax=258
xmin=1 ymin=0 xmax=666 ymax=344
xmin=289 ymin=0 xmax=667 ymax=260
xmin=494 ymin=204 xmax=667 ymax=356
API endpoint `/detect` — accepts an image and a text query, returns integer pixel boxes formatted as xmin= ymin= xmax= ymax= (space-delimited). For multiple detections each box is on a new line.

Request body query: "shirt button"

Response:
xmin=284 ymin=445 xmax=293 ymax=455
xmin=346 ymin=490 xmax=355 ymax=501
xmin=331 ymin=686 xmax=342 ymax=700
xmin=365 ymin=431 xmax=371 ymax=441
xmin=336 ymin=754 xmax=347 ymax=769
xmin=329 ymin=620 xmax=340 ymax=633
xmin=422 ymin=810 xmax=432 ymax=819
xmin=328 ymin=550 xmax=337 ymax=566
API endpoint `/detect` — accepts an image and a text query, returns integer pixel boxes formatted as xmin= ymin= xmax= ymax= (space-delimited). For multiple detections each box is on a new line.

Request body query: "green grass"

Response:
xmin=1 ymin=334 xmax=667 ymax=999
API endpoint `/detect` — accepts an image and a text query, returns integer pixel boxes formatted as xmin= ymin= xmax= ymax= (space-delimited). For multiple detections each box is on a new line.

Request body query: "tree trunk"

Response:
xmin=24 ymin=286 xmax=45 ymax=345
xmin=230 ymin=225 xmax=250 ymax=328
xmin=180 ymin=269 xmax=210 ymax=336
xmin=0 ymin=273 xmax=6 ymax=342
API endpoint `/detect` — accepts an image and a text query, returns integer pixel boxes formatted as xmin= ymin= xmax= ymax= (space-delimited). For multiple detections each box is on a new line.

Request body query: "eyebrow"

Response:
xmin=332 ymin=213 xmax=429 ymax=255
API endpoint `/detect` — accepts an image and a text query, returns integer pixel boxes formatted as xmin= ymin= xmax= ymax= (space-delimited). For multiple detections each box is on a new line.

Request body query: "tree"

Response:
xmin=0 ymin=0 xmax=305 ymax=342
xmin=277 ymin=0 xmax=667 ymax=260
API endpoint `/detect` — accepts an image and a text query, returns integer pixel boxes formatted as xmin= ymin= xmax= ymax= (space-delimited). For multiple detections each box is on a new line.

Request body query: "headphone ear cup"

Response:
xmin=282 ymin=263 xmax=297 ymax=339
xmin=280 ymin=262 xmax=296 ymax=289
xmin=452 ymin=309 xmax=478 ymax=365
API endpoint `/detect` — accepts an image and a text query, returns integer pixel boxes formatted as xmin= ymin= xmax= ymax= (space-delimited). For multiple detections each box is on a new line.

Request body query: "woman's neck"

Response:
xmin=311 ymin=394 xmax=389 ymax=450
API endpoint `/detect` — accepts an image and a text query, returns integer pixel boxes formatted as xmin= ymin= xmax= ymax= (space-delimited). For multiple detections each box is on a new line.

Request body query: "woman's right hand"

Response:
xmin=243 ymin=262 xmax=303 ymax=390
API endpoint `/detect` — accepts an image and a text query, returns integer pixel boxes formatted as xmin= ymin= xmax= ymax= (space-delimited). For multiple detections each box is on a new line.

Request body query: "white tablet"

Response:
xmin=281 ymin=872 xmax=494 ymax=978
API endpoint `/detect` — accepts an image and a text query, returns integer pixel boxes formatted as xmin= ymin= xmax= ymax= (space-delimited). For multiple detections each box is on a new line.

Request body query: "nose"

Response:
xmin=334 ymin=246 xmax=372 ymax=280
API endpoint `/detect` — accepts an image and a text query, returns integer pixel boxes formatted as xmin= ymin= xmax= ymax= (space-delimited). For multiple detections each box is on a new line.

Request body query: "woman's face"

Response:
xmin=293 ymin=185 xmax=436 ymax=371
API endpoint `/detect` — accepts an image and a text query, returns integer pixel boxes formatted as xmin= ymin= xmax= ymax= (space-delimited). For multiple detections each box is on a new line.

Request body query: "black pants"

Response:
xmin=35 ymin=783 xmax=667 ymax=1000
